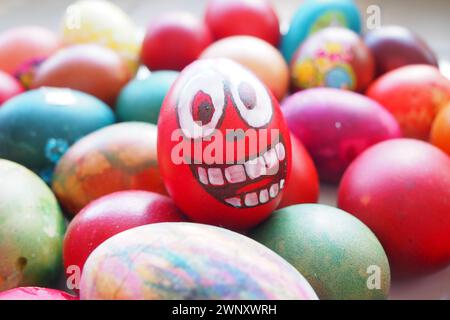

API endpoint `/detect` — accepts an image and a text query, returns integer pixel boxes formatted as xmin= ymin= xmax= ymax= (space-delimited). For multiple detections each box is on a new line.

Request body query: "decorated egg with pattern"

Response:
xmin=158 ymin=59 xmax=291 ymax=230
xmin=80 ymin=223 xmax=318 ymax=300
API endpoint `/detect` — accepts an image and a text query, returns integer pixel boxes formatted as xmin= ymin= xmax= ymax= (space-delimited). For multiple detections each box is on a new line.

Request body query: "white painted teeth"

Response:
xmin=259 ymin=189 xmax=269 ymax=204
xmin=244 ymin=193 xmax=259 ymax=207
xmin=263 ymin=148 xmax=279 ymax=175
xmin=244 ymin=157 xmax=267 ymax=180
xmin=208 ymin=168 xmax=224 ymax=186
xmin=280 ymin=179 xmax=285 ymax=190
xmin=275 ymin=142 xmax=286 ymax=161
xmin=225 ymin=197 xmax=242 ymax=208
xmin=198 ymin=167 xmax=208 ymax=185
xmin=224 ymin=165 xmax=246 ymax=184
xmin=269 ymin=183 xmax=279 ymax=198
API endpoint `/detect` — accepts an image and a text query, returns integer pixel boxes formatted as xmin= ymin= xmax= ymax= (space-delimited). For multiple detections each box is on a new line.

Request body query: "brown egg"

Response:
xmin=200 ymin=36 xmax=289 ymax=101
xmin=32 ymin=44 xmax=131 ymax=106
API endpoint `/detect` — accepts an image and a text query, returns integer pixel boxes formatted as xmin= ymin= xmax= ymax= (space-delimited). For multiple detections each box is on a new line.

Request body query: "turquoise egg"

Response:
xmin=0 ymin=88 xmax=115 ymax=183
xmin=281 ymin=0 xmax=361 ymax=62
xmin=116 ymin=71 xmax=179 ymax=124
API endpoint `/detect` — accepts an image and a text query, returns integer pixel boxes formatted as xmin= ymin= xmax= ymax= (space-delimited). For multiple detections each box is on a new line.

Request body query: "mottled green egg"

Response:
xmin=0 ymin=160 xmax=65 ymax=292
xmin=250 ymin=204 xmax=390 ymax=300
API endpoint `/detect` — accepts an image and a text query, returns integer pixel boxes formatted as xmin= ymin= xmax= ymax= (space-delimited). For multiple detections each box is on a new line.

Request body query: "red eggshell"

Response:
xmin=0 ymin=26 xmax=60 ymax=75
xmin=0 ymin=287 xmax=77 ymax=300
xmin=141 ymin=12 xmax=212 ymax=71
xmin=278 ymin=134 xmax=319 ymax=208
xmin=64 ymin=191 xmax=185 ymax=277
xmin=32 ymin=44 xmax=131 ymax=106
xmin=158 ymin=59 xmax=291 ymax=229
xmin=205 ymin=0 xmax=280 ymax=46
xmin=338 ymin=139 xmax=450 ymax=277
xmin=367 ymin=64 xmax=450 ymax=140
xmin=0 ymin=70 xmax=24 ymax=106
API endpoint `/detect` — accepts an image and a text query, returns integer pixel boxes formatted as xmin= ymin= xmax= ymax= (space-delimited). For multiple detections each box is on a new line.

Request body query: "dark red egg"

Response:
xmin=364 ymin=26 xmax=438 ymax=77
xmin=63 ymin=191 xmax=185 ymax=281
xmin=0 ymin=287 xmax=77 ymax=300
xmin=338 ymin=139 xmax=450 ymax=277
xmin=141 ymin=12 xmax=212 ymax=71
xmin=205 ymin=0 xmax=280 ymax=46
xmin=0 ymin=70 xmax=23 ymax=106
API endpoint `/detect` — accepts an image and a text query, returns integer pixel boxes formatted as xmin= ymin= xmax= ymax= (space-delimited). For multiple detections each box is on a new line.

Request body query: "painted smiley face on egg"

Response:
xmin=158 ymin=59 xmax=291 ymax=229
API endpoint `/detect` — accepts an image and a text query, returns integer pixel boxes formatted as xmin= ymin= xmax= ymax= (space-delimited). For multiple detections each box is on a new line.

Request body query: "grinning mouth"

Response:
xmin=190 ymin=140 xmax=287 ymax=208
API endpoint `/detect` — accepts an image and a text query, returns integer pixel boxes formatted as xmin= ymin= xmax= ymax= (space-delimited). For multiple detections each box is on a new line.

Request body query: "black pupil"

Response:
xmin=238 ymin=82 xmax=257 ymax=110
xmin=192 ymin=91 xmax=215 ymax=126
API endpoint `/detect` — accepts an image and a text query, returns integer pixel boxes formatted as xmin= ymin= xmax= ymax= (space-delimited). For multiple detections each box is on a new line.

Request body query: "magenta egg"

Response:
xmin=0 ymin=287 xmax=77 ymax=300
xmin=281 ymin=88 xmax=401 ymax=183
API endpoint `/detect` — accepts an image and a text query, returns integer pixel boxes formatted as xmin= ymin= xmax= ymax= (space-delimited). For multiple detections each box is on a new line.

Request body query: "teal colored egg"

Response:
xmin=0 ymin=159 xmax=65 ymax=292
xmin=281 ymin=0 xmax=361 ymax=62
xmin=0 ymin=88 xmax=115 ymax=182
xmin=116 ymin=71 xmax=179 ymax=124
xmin=250 ymin=204 xmax=391 ymax=300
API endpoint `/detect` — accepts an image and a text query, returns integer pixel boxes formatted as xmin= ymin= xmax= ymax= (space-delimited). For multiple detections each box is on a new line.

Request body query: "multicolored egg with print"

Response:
xmin=80 ymin=223 xmax=318 ymax=300
xmin=0 ymin=160 xmax=65 ymax=292
xmin=116 ymin=71 xmax=179 ymax=124
xmin=338 ymin=139 xmax=450 ymax=277
xmin=53 ymin=122 xmax=166 ymax=216
xmin=158 ymin=59 xmax=291 ymax=229
xmin=32 ymin=44 xmax=131 ymax=106
xmin=205 ymin=0 xmax=281 ymax=46
xmin=0 ymin=70 xmax=23 ymax=106
xmin=200 ymin=36 xmax=289 ymax=101
xmin=431 ymin=104 xmax=450 ymax=155
xmin=0 ymin=26 xmax=60 ymax=88
xmin=364 ymin=26 xmax=438 ymax=77
xmin=281 ymin=88 xmax=401 ymax=183
xmin=281 ymin=0 xmax=361 ymax=62
xmin=0 ymin=287 xmax=77 ymax=300
xmin=250 ymin=204 xmax=391 ymax=300
xmin=64 ymin=191 xmax=185 ymax=281
xmin=367 ymin=64 xmax=450 ymax=140
xmin=278 ymin=134 xmax=319 ymax=208
xmin=141 ymin=12 xmax=212 ymax=71
xmin=0 ymin=88 xmax=115 ymax=183
xmin=291 ymin=27 xmax=374 ymax=92
xmin=61 ymin=0 xmax=141 ymax=73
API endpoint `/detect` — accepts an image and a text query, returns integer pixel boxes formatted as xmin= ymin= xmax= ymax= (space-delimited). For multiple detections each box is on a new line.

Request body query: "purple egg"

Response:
xmin=281 ymin=88 xmax=402 ymax=183
xmin=364 ymin=26 xmax=438 ymax=77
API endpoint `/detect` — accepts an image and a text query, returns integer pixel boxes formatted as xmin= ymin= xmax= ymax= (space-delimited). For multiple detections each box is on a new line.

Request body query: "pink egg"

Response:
xmin=0 ymin=70 xmax=23 ymax=106
xmin=0 ymin=287 xmax=77 ymax=300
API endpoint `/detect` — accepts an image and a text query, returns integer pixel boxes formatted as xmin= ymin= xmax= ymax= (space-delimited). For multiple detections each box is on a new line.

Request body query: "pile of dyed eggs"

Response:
xmin=0 ymin=0 xmax=449 ymax=301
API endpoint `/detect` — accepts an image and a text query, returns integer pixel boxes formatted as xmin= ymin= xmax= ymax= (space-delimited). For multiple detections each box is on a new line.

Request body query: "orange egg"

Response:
xmin=200 ymin=36 xmax=289 ymax=101
xmin=431 ymin=104 xmax=450 ymax=155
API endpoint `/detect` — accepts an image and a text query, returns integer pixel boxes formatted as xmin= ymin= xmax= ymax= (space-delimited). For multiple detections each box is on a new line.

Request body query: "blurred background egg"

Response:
xmin=0 ymin=160 xmax=65 ymax=292
xmin=64 ymin=191 xmax=185 ymax=280
xmin=291 ymin=27 xmax=374 ymax=92
xmin=80 ymin=223 xmax=318 ymax=300
xmin=0 ymin=26 xmax=60 ymax=88
xmin=364 ymin=26 xmax=438 ymax=77
xmin=116 ymin=70 xmax=179 ymax=124
xmin=61 ymin=0 xmax=141 ymax=74
xmin=282 ymin=88 xmax=401 ymax=183
xmin=0 ymin=88 xmax=115 ymax=183
xmin=431 ymin=104 xmax=450 ymax=155
xmin=278 ymin=134 xmax=319 ymax=208
xmin=205 ymin=0 xmax=281 ymax=46
xmin=200 ymin=35 xmax=289 ymax=101
xmin=250 ymin=204 xmax=391 ymax=300
xmin=0 ymin=287 xmax=77 ymax=300
xmin=32 ymin=44 xmax=132 ymax=106
xmin=52 ymin=122 xmax=166 ymax=216
xmin=141 ymin=12 xmax=212 ymax=71
xmin=281 ymin=0 xmax=361 ymax=63
xmin=0 ymin=70 xmax=23 ymax=106
xmin=338 ymin=139 xmax=450 ymax=277
xmin=367 ymin=64 xmax=450 ymax=140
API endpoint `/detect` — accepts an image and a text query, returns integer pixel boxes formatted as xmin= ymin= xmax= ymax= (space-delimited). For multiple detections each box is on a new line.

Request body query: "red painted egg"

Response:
xmin=338 ymin=139 xmax=450 ymax=277
xmin=0 ymin=287 xmax=77 ymax=300
xmin=63 ymin=191 xmax=185 ymax=282
xmin=282 ymin=88 xmax=401 ymax=183
xmin=32 ymin=44 xmax=131 ymax=106
xmin=291 ymin=27 xmax=374 ymax=92
xmin=141 ymin=12 xmax=212 ymax=71
xmin=0 ymin=70 xmax=23 ymax=106
xmin=205 ymin=0 xmax=280 ymax=46
xmin=278 ymin=134 xmax=319 ymax=208
xmin=364 ymin=26 xmax=438 ymax=77
xmin=366 ymin=64 xmax=450 ymax=140
xmin=158 ymin=59 xmax=291 ymax=229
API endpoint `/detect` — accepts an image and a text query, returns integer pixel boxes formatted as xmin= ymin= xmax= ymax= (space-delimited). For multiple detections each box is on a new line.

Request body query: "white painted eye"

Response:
xmin=228 ymin=66 xmax=273 ymax=128
xmin=177 ymin=70 xmax=226 ymax=139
